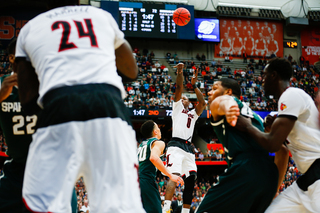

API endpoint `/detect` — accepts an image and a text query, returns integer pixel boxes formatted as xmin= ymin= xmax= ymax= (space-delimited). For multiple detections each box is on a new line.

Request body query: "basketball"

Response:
xmin=173 ymin=7 xmax=191 ymax=26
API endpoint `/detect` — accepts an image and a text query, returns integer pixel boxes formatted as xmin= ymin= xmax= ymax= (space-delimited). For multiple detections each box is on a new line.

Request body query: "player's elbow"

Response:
xmin=149 ymin=155 xmax=158 ymax=163
xmin=265 ymin=142 xmax=283 ymax=153
xmin=198 ymin=99 xmax=206 ymax=107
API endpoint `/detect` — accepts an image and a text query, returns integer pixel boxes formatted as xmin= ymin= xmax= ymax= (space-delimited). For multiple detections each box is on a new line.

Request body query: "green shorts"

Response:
xmin=196 ymin=153 xmax=278 ymax=213
xmin=0 ymin=159 xmax=27 ymax=213
xmin=140 ymin=178 xmax=162 ymax=213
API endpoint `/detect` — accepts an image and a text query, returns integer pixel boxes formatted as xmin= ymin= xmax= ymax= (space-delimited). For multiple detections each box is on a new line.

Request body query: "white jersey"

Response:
xmin=15 ymin=6 xmax=125 ymax=107
xmin=278 ymin=87 xmax=320 ymax=174
xmin=172 ymin=100 xmax=199 ymax=142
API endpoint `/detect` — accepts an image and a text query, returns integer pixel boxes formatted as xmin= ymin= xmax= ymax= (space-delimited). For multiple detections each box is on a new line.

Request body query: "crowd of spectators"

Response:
xmin=155 ymin=173 xmax=218 ymax=213
xmin=0 ymin=46 xmax=11 ymax=75
xmin=124 ymin=49 xmax=178 ymax=110
xmin=278 ymin=158 xmax=302 ymax=194
xmin=162 ymin=53 xmax=319 ymax=112
xmin=195 ymin=146 xmax=225 ymax=161
xmin=75 ymin=177 xmax=90 ymax=213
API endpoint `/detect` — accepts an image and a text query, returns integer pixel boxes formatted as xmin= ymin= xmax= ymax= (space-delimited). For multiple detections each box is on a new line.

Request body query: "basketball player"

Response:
xmin=195 ymin=78 xmax=279 ymax=213
xmin=138 ymin=120 xmax=184 ymax=213
xmin=266 ymin=34 xmax=279 ymax=56
xmin=0 ymin=39 xmax=78 ymax=213
xmin=231 ymin=31 xmax=243 ymax=56
xmin=236 ymin=58 xmax=320 ymax=212
xmin=243 ymin=30 xmax=255 ymax=56
xmin=255 ymin=33 xmax=267 ymax=56
xmin=15 ymin=1 xmax=145 ymax=212
xmin=162 ymin=63 xmax=206 ymax=213
xmin=219 ymin=33 xmax=232 ymax=56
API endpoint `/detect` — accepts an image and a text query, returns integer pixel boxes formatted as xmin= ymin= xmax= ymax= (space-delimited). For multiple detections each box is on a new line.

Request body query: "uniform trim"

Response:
xmin=23 ymin=198 xmax=52 ymax=213
xmin=210 ymin=119 xmax=224 ymax=126
xmin=297 ymin=158 xmax=320 ymax=191
xmin=37 ymin=84 xmax=132 ymax=128
xmin=278 ymin=114 xmax=298 ymax=120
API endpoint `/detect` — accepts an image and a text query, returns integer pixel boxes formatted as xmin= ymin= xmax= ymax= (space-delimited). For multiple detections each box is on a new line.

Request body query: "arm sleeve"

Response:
xmin=105 ymin=11 xmax=125 ymax=49
xmin=278 ymin=89 xmax=304 ymax=118
xmin=15 ymin=22 xmax=31 ymax=61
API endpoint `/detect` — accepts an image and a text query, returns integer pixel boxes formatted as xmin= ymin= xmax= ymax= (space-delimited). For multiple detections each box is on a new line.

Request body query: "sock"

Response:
xmin=162 ymin=200 xmax=172 ymax=212
xmin=182 ymin=208 xmax=190 ymax=213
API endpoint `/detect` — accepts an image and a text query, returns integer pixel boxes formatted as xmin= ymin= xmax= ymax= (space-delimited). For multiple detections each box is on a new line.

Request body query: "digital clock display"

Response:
xmin=284 ymin=41 xmax=298 ymax=48
xmin=119 ymin=4 xmax=177 ymax=38
xmin=101 ymin=1 xmax=195 ymax=40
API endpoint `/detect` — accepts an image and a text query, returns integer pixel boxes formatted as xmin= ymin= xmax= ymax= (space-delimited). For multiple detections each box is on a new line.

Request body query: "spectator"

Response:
xmin=201 ymin=53 xmax=206 ymax=61
xmin=80 ymin=200 xmax=90 ymax=213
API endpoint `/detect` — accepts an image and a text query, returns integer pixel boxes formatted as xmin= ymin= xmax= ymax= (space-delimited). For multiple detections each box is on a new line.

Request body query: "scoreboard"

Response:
xmin=119 ymin=3 xmax=177 ymax=39
xmin=101 ymin=1 xmax=195 ymax=40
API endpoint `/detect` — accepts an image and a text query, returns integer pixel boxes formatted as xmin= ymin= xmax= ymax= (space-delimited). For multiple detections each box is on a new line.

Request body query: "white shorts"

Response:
xmin=22 ymin=84 xmax=145 ymax=213
xmin=165 ymin=147 xmax=197 ymax=178
xmin=266 ymin=180 xmax=320 ymax=213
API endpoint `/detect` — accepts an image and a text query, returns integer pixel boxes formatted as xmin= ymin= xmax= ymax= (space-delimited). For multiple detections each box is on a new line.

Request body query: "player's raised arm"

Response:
xmin=115 ymin=40 xmax=138 ymax=82
xmin=210 ymin=95 xmax=239 ymax=126
xmin=191 ymin=68 xmax=206 ymax=116
xmin=149 ymin=140 xmax=184 ymax=186
xmin=174 ymin=63 xmax=184 ymax=102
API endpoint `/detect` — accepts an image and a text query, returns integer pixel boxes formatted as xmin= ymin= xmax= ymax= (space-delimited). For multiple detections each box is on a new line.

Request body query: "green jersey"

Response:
xmin=0 ymin=75 xmax=37 ymax=164
xmin=138 ymin=137 xmax=158 ymax=180
xmin=211 ymin=97 xmax=268 ymax=167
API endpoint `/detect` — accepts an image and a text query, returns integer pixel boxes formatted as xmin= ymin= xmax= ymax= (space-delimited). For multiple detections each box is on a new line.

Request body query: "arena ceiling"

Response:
xmin=107 ymin=0 xmax=320 ymax=16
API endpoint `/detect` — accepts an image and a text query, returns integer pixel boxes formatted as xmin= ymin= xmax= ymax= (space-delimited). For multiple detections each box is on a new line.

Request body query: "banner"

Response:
xmin=215 ymin=18 xmax=283 ymax=58
xmin=301 ymin=27 xmax=320 ymax=65
xmin=0 ymin=11 xmax=41 ymax=46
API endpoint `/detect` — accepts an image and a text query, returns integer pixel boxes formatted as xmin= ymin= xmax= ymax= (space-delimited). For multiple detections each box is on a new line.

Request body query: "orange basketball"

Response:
xmin=173 ymin=7 xmax=191 ymax=26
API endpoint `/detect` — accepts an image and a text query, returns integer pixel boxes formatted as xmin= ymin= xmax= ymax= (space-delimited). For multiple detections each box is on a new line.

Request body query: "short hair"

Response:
xmin=140 ymin=120 xmax=155 ymax=139
xmin=266 ymin=58 xmax=293 ymax=81
xmin=47 ymin=0 xmax=79 ymax=8
xmin=7 ymin=39 xmax=16 ymax=55
xmin=218 ymin=78 xmax=241 ymax=99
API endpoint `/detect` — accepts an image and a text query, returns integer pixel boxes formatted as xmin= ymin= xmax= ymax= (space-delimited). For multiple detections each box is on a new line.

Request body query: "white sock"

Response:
xmin=182 ymin=208 xmax=190 ymax=213
xmin=162 ymin=200 xmax=171 ymax=212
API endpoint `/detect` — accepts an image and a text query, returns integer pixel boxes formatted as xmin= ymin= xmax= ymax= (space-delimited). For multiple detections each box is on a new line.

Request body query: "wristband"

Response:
xmin=192 ymin=84 xmax=198 ymax=90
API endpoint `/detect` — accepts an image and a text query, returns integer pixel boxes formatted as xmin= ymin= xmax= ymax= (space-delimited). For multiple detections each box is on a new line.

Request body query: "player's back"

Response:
xmin=16 ymin=5 xmax=125 ymax=106
xmin=138 ymin=138 xmax=157 ymax=180
xmin=211 ymin=97 xmax=269 ymax=166
xmin=279 ymin=87 xmax=320 ymax=173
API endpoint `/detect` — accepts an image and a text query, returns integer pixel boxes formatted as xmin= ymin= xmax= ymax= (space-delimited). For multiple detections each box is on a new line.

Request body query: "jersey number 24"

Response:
xmin=51 ymin=19 xmax=98 ymax=52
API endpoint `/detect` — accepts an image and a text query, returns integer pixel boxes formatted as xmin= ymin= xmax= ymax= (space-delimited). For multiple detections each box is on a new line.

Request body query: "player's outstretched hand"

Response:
xmin=191 ymin=67 xmax=198 ymax=85
xmin=235 ymin=115 xmax=252 ymax=132
xmin=174 ymin=63 xmax=184 ymax=75
xmin=264 ymin=114 xmax=277 ymax=133
xmin=0 ymin=73 xmax=18 ymax=102
xmin=170 ymin=174 xmax=184 ymax=186
xmin=225 ymin=105 xmax=240 ymax=127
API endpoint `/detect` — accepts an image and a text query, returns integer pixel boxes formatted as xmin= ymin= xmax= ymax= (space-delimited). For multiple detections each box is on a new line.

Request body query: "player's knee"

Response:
xmin=183 ymin=175 xmax=196 ymax=205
